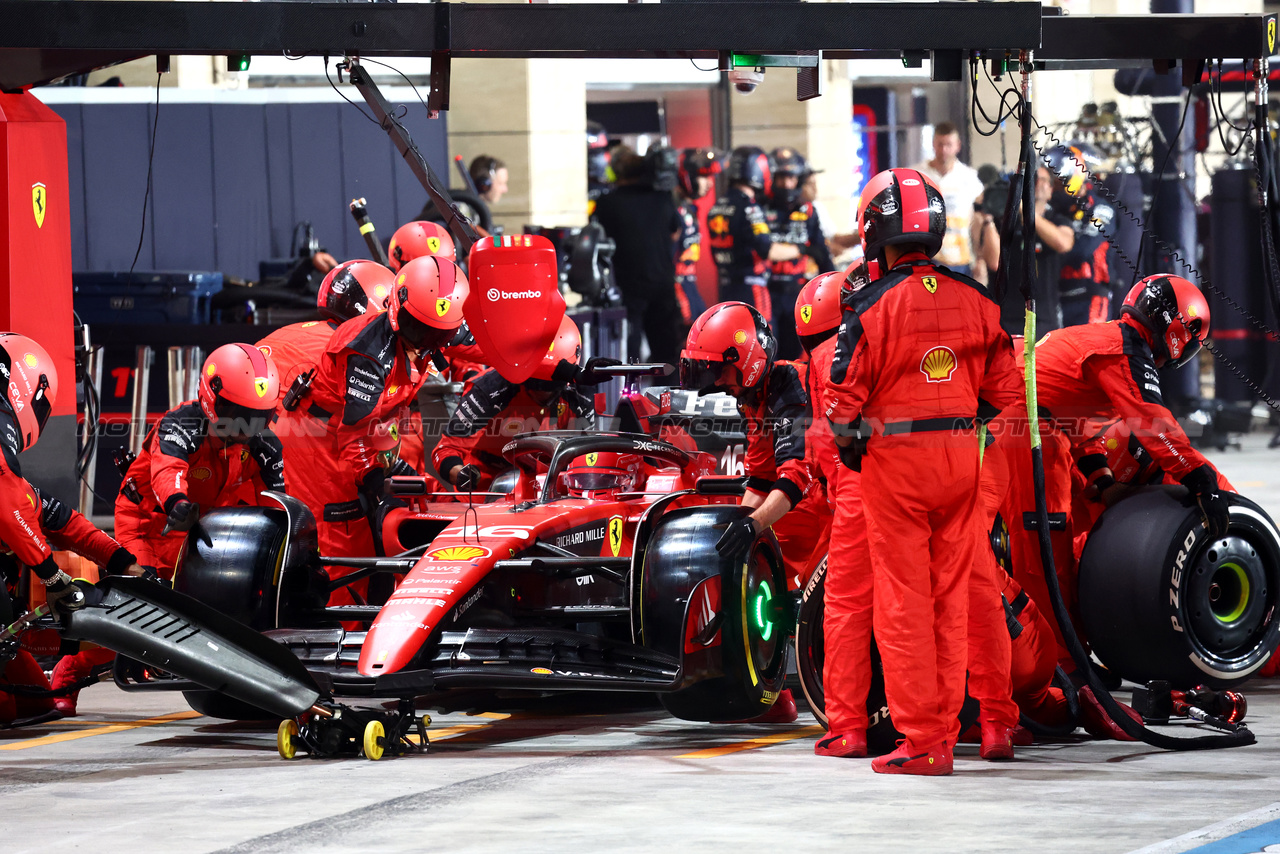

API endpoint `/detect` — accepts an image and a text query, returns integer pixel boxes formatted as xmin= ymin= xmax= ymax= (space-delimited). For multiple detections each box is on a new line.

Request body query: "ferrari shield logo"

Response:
xmin=254 ymin=377 xmax=269 ymax=398
xmin=436 ymin=297 xmax=451 ymax=316
xmin=31 ymin=183 xmax=46 ymax=228
xmin=608 ymin=516 xmax=624 ymax=557
xmin=388 ymin=423 xmax=399 ymax=442
xmin=799 ymin=305 xmax=812 ymax=325
xmin=427 ymin=236 xmax=441 ymax=253
xmin=585 ymin=452 xmax=598 ymax=466
xmin=922 ymin=276 xmax=938 ymax=294
xmin=1270 ymin=17 xmax=1276 ymax=53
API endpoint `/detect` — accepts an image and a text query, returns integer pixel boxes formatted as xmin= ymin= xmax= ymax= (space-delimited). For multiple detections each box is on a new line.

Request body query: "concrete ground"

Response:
xmin=5 ymin=434 xmax=1280 ymax=853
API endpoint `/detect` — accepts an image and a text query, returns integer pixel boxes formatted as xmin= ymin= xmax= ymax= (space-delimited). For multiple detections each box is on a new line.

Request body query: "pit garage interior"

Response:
xmin=7 ymin=1 xmax=1280 ymax=852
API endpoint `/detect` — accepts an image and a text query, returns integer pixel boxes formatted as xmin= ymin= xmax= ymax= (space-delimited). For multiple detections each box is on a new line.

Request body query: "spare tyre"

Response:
xmin=1078 ymin=486 xmax=1280 ymax=689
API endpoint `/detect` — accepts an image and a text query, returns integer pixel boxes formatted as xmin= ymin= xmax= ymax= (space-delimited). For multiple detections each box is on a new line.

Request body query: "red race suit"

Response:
xmin=114 ymin=401 xmax=284 ymax=576
xmin=827 ymin=252 xmax=1022 ymax=750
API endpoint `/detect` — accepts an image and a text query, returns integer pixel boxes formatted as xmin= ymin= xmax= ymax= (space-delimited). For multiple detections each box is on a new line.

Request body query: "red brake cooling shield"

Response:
xmin=464 ymin=234 xmax=566 ymax=383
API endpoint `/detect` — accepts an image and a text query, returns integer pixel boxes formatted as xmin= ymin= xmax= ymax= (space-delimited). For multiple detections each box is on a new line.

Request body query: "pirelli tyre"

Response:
xmin=1078 ymin=486 xmax=1280 ymax=690
xmin=796 ymin=556 xmax=978 ymax=755
xmin=640 ymin=505 xmax=790 ymax=722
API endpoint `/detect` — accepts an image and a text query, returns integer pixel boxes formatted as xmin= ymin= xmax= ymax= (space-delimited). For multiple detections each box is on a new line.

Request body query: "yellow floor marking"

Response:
xmin=677 ymin=725 xmax=824 ymax=759
xmin=0 ymin=711 xmax=202 ymax=751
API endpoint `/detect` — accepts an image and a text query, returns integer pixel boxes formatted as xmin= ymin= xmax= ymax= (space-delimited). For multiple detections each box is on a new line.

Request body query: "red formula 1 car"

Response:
xmin=163 ymin=430 xmax=792 ymax=759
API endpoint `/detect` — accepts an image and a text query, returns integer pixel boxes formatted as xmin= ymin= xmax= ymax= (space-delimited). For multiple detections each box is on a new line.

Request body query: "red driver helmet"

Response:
xmin=564 ymin=451 xmax=640 ymax=498
xmin=680 ymin=301 xmax=776 ymax=396
xmin=388 ymin=221 xmax=457 ymax=272
xmin=1121 ymin=274 xmax=1211 ymax=369
xmin=388 ymin=255 xmax=468 ymax=353
xmin=528 ymin=315 xmax=582 ymax=383
xmin=317 ymin=260 xmax=397 ymax=323
xmin=795 ymin=271 xmax=844 ymax=353
xmin=0 ymin=333 xmax=57 ymax=451
xmin=199 ymin=343 xmax=280 ymax=442
xmin=858 ymin=167 xmax=947 ymax=262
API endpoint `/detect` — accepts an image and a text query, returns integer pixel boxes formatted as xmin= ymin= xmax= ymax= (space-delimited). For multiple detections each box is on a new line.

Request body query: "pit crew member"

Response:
xmin=766 ymin=147 xmax=835 ymax=359
xmin=826 ymin=168 xmax=1022 ymax=775
xmin=674 ymin=147 xmax=721 ymax=326
xmin=114 ymin=344 xmax=284 ymax=578
xmin=1046 ymin=144 xmax=1114 ymax=325
xmin=433 ymin=316 xmax=612 ymax=492
xmin=708 ymin=147 xmax=801 ymax=314
xmin=388 ymin=220 xmax=457 ymax=271
xmin=279 ymin=255 xmax=467 ymax=588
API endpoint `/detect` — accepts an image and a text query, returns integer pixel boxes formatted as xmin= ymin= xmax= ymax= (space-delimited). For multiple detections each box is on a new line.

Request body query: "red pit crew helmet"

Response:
xmin=1122 ymin=274 xmax=1211 ymax=369
xmin=0 ymin=333 xmax=57 ymax=450
xmin=564 ymin=450 xmax=640 ymax=498
xmin=199 ymin=343 xmax=280 ymax=441
xmin=317 ymin=259 xmax=397 ymax=323
xmin=858 ymin=167 xmax=946 ymax=262
xmin=680 ymin=301 xmax=776 ymax=396
xmin=528 ymin=315 xmax=583 ymax=383
xmin=388 ymin=255 xmax=468 ymax=353
xmin=795 ymin=270 xmax=845 ymax=342
xmin=388 ymin=221 xmax=457 ymax=272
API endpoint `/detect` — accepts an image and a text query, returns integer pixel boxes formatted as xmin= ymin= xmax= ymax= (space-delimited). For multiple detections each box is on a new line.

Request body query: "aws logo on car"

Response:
xmin=426 ymin=545 xmax=490 ymax=562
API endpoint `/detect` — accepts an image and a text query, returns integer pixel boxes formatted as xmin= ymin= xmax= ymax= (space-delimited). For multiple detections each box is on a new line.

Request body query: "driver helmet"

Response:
xmin=317 ymin=259 xmax=396 ymax=323
xmin=199 ymin=343 xmax=280 ymax=442
xmin=388 ymin=255 xmax=468 ymax=353
xmin=680 ymin=301 xmax=776 ymax=397
xmin=1121 ymin=274 xmax=1210 ymax=369
xmin=0 ymin=333 xmax=57 ymax=451
xmin=388 ymin=221 xmax=457 ymax=272
xmin=564 ymin=451 xmax=640 ymax=498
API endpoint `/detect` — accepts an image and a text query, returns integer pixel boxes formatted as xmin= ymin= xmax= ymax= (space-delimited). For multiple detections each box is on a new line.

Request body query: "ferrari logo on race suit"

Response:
xmin=920 ymin=346 xmax=957 ymax=383
xmin=427 ymin=236 xmax=441 ymax=253
xmin=239 ymin=448 xmax=249 ymax=462
xmin=31 ymin=183 xmax=46 ymax=228
xmin=608 ymin=516 xmax=624 ymax=557
xmin=799 ymin=305 xmax=812 ymax=325
xmin=922 ymin=276 xmax=938 ymax=294
xmin=426 ymin=545 xmax=490 ymax=562
xmin=585 ymin=452 xmax=598 ymax=466
xmin=709 ymin=215 xmax=729 ymax=236
xmin=254 ymin=377 xmax=269 ymax=398
xmin=436 ymin=297 xmax=451 ymax=317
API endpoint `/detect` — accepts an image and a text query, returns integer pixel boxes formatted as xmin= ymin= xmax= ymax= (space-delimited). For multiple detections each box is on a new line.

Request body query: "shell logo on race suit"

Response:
xmin=920 ymin=346 xmax=957 ymax=383
xmin=426 ymin=545 xmax=490 ymax=562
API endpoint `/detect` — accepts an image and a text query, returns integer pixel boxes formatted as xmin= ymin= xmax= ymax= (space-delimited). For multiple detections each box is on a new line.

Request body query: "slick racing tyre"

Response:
xmin=1078 ymin=486 xmax=1280 ymax=689
xmin=641 ymin=505 xmax=790 ymax=722
xmin=172 ymin=507 xmax=289 ymax=631
xmin=796 ymin=557 xmax=977 ymax=755
xmin=183 ymin=689 xmax=275 ymax=721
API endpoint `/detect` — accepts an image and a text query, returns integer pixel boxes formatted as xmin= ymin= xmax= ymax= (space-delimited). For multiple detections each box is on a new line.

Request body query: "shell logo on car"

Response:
xmin=920 ymin=346 xmax=957 ymax=383
xmin=425 ymin=545 xmax=490 ymax=562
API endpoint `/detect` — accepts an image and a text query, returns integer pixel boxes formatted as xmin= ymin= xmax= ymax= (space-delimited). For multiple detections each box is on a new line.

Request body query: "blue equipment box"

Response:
xmin=73 ymin=271 xmax=224 ymax=325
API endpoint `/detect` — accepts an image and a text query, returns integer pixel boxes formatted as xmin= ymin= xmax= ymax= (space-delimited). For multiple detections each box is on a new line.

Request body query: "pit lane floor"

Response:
xmin=5 ymin=435 xmax=1280 ymax=854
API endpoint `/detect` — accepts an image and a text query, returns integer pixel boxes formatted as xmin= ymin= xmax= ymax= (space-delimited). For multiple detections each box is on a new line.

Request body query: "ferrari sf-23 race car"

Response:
xmin=155 ymin=428 xmax=793 ymax=759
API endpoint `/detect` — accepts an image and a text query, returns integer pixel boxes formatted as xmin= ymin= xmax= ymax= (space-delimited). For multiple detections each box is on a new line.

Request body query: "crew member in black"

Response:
xmin=592 ymin=147 xmax=684 ymax=363
xmin=766 ymin=147 xmax=836 ymax=359
xmin=673 ymin=147 xmax=721 ymax=328
xmin=1046 ymin=144 xmax=1115 ymax=326
xmin=708 ymin=146 xmax=802 ymax=318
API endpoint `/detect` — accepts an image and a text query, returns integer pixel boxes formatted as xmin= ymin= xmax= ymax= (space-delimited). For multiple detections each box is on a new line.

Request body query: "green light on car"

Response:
xmin=754 ymin=580 xmax=773 ymax=641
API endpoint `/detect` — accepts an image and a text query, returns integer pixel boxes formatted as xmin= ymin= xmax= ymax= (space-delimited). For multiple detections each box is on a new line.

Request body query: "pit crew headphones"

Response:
xmin=472 ymin=157 xmax=500 ymax=194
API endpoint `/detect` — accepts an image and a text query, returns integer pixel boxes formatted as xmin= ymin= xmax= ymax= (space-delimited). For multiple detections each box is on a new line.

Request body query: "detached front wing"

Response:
xmin=266 ymin=626 xmax=684 ymax=698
